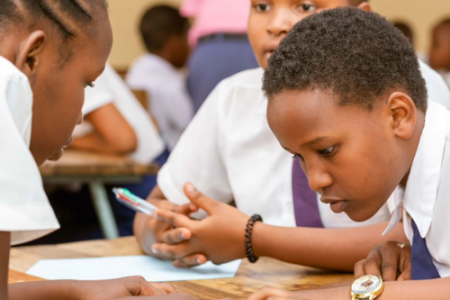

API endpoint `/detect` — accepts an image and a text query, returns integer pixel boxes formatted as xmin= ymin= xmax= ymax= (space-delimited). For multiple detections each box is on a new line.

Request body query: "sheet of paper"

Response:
xmin=27 ymin=255 xmax=242 ymax=282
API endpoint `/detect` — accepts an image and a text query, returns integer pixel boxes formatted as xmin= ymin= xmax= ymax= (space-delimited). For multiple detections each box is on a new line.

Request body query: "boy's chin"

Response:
xmin=344 ymin=206 xmax=380 ymax=223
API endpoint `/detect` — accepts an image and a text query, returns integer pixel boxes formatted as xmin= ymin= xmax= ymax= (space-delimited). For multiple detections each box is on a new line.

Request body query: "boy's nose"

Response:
xmin=267 ymin=7 xmax=298 ymax=36
xmin=306 ymin=166 xmax=333 ymax=193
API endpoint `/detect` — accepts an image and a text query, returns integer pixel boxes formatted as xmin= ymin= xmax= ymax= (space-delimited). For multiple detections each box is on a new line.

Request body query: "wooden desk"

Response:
xmin=40 ymin=150 xmax=160 ymax=240
xmin=10 ymin=237 xmax=353 ymax=299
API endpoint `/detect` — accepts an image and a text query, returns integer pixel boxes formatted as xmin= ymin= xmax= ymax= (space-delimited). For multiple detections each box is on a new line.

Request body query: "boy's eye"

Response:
xmin=254 ymin=2 xmax=271 ymax=12
xmin=298 ymin=3 xmax=317 ymax=13
xmin=318 ymin=146 xmax=335 ymax=155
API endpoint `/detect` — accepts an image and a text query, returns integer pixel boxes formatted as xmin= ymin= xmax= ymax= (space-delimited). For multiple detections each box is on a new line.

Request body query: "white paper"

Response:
xmin=27 ymin=255 xmax=241 ymax=282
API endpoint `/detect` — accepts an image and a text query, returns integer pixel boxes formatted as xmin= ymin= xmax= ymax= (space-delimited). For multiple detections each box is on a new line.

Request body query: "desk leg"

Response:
xmin=88 ymin=181 xmax=119 ymax=239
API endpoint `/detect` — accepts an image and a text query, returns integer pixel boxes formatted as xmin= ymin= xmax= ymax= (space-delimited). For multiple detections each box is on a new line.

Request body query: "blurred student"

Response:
xmin=0 ymin=0 xmax=188 ymax=299
xmin=393 ymin=21 xmax=414 ymax=46
xmin=429 ymin=18 xmax=450 ymax=87
xmin=180 ymin=0 xmax=259 ymax=112
xmin=72 ymin=63 xmax=165 ymax=164
xmin=127 ymin=6 xmax=193 ymax=151
xmin=37 ymin=65 xmax=166 ymax=243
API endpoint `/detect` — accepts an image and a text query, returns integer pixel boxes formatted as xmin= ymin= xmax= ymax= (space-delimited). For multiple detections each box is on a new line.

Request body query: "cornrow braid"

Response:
xmin=0 ymin=0 xmax=107 ymax=40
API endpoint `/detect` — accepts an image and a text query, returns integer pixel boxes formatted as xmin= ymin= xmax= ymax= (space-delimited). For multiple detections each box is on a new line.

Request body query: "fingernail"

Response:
xmin=152 ymin=247 xmax=160 ymax=255
xmin=186 ymin=183 xmax=196 ymax=193
xmin=179 ymin=232 xmax=186 ymax=239
xmin=196 ymin=258 xmax=203 ymax=265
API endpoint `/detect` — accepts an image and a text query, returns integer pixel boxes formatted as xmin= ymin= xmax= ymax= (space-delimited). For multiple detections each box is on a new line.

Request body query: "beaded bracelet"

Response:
xmin=245 ymin=214 xmax=263 ymax=263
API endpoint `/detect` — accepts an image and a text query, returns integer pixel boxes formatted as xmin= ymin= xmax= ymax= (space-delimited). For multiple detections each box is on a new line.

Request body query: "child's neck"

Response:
xmin=0 ymin=232 xmax=10 ymax=300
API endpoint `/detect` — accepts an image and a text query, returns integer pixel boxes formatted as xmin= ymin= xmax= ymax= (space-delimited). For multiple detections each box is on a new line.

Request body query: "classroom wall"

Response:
xmin=108 ymin=0 xmax=450 ymax=69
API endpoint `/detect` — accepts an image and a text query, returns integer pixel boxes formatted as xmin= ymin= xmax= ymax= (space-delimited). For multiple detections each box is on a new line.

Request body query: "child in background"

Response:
xmin=393 ymin=21 xmax=414 ymax=46
xmin=250 ymin=7 xmax=450 ymax=300
xmin=127 ymin=6 xmax=193 ymax=151
xmin=180 ymin=0 xmax=259 ymax=112
xmin=79 ymin=63 xmax=168 ymax=182
xmin=135 ymin=0 xmax=449 ymax=272
xmin=35 ymin=65 xmax=167 ymax=243
xmin=429 ymin=19 xmax=450 ymax=88
xmin=0 ymin=0 xmax=188 ymax=299
xmin=72 ymin=64 xmax=165 ymax=163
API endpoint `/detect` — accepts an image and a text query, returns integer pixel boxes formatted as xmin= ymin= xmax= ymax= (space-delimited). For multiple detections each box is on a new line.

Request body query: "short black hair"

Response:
xmin=0 ymin=0 xmax=108 ymax=58
xmin=140 ymin=5 xmax=189 ymax=53
xmin=263 ymin=7 xmax=427 ymax=112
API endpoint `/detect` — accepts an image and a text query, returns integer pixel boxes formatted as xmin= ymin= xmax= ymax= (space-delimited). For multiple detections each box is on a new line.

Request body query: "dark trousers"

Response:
xmin=187 ymin=34 xmax=259 ymax=113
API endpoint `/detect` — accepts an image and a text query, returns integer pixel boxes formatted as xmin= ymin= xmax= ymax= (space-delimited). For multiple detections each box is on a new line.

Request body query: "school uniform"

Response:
xmin=158 ymin=61 xmax=450 ymax=228
xmin=126 ymin=54 xmax=194 ymax=151
xmin=74 ymin=63 xmax=165 ymax=163
xmin=0 ymin=56 xmax=59 ymax=245
xmin=383 ymin=100 xmax=450 ymax=279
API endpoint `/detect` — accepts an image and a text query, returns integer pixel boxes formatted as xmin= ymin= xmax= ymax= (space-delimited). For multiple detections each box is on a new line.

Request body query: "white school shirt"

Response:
xmin=126 ymin=54 xmax=194 ymax=151
xmin=73 ymin=64 xmax=165 ymax=164
xmin=383 ymin=101 xmax=450 ymax=278
xmin=0 ymin=56 xmax=59 ymax=245
xmin=158 ymin=61 xmax=450 ymax=227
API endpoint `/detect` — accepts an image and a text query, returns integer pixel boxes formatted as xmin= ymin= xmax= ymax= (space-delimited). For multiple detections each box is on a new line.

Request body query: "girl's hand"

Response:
xmin=248 ymin=286 xmax=349 ymax=300
xmin=9 ymin=277 xmax=182 ymax=300
xmin=152 ymin=183 xmax=250 ymax=268
xmin=74 ymin=277 xmax=177 ymax=299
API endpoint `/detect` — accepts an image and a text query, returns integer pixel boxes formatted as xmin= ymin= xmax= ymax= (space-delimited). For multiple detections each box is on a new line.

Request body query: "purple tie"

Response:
xmin=292 ymin=159 xmax=324 ymax=228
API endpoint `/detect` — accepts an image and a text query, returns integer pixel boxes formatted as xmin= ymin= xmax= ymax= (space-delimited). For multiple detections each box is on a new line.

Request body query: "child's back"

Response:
xmin=127 ymin=5 xmax=193 ymax=151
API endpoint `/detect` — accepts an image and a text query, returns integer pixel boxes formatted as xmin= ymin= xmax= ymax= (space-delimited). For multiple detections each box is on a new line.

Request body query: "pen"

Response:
xmin=112 ymin=188 xmax=158 ymax=216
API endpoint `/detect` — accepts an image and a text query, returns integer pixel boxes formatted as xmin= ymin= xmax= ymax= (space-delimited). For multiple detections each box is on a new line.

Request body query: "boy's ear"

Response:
xmin=15 ymin=30 xmax=47 ymax=85
xmin=386 ymin=92 xmax=417 ymax=140
xmin=357 ymin=2 xmax=372 ymax=12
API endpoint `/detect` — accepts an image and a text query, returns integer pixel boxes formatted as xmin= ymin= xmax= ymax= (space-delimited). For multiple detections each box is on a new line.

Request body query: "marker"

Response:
xmin=112 ymin=188 xmax=158 ymax=216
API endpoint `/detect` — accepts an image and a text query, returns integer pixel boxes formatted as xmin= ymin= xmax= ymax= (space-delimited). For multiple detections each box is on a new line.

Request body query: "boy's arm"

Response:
xmin=0 ymin=232 xmax=10 ymax=300
xmin=71 ymin=103 xmax=137 ymax=154
xmin=151 ymin=183 xmax=408 ymax=272
xmin=248 ymin=278 xmax=450 ymax=300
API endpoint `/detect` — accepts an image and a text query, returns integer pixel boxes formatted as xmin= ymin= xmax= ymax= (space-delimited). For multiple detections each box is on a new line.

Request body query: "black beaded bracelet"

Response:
xmin=245 ymin=214 xmax=263 ymax=263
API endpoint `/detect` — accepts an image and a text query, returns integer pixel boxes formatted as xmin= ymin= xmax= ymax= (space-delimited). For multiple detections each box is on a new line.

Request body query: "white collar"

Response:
xmin=384 ymin=101 xmax=450 ymax=238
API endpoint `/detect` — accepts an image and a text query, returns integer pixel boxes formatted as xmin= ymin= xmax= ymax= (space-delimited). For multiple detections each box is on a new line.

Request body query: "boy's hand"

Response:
xmin=151 ymin=183 xmax=250 ymax=268
xmin=354 ymin=241 xmax=412 ymax=281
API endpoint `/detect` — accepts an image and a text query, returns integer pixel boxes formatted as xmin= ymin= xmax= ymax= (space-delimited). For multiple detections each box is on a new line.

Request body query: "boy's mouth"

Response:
xmin=321 ymin=197 xmax=349 ymax=214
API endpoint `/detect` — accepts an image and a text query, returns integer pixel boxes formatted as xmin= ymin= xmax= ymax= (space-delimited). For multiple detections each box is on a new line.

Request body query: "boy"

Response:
xmin=250 ymin=7 xmax=450 ymax=300
xmin=127 ymin=5 xmax=193 ymax=151
xmin=429 ymin=18 xmax=450 ymax=88
xmin=134 ymin=0 xmax=450 ymax=271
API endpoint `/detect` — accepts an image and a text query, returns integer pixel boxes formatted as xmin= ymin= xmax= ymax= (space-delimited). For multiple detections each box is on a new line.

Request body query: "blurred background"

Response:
xmin=108 ymin=0 xmax=450 ymax=69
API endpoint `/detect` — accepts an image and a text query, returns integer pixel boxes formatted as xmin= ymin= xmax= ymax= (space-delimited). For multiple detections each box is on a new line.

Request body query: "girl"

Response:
xmin=0 ymin=1 xmax=189 ymax=299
